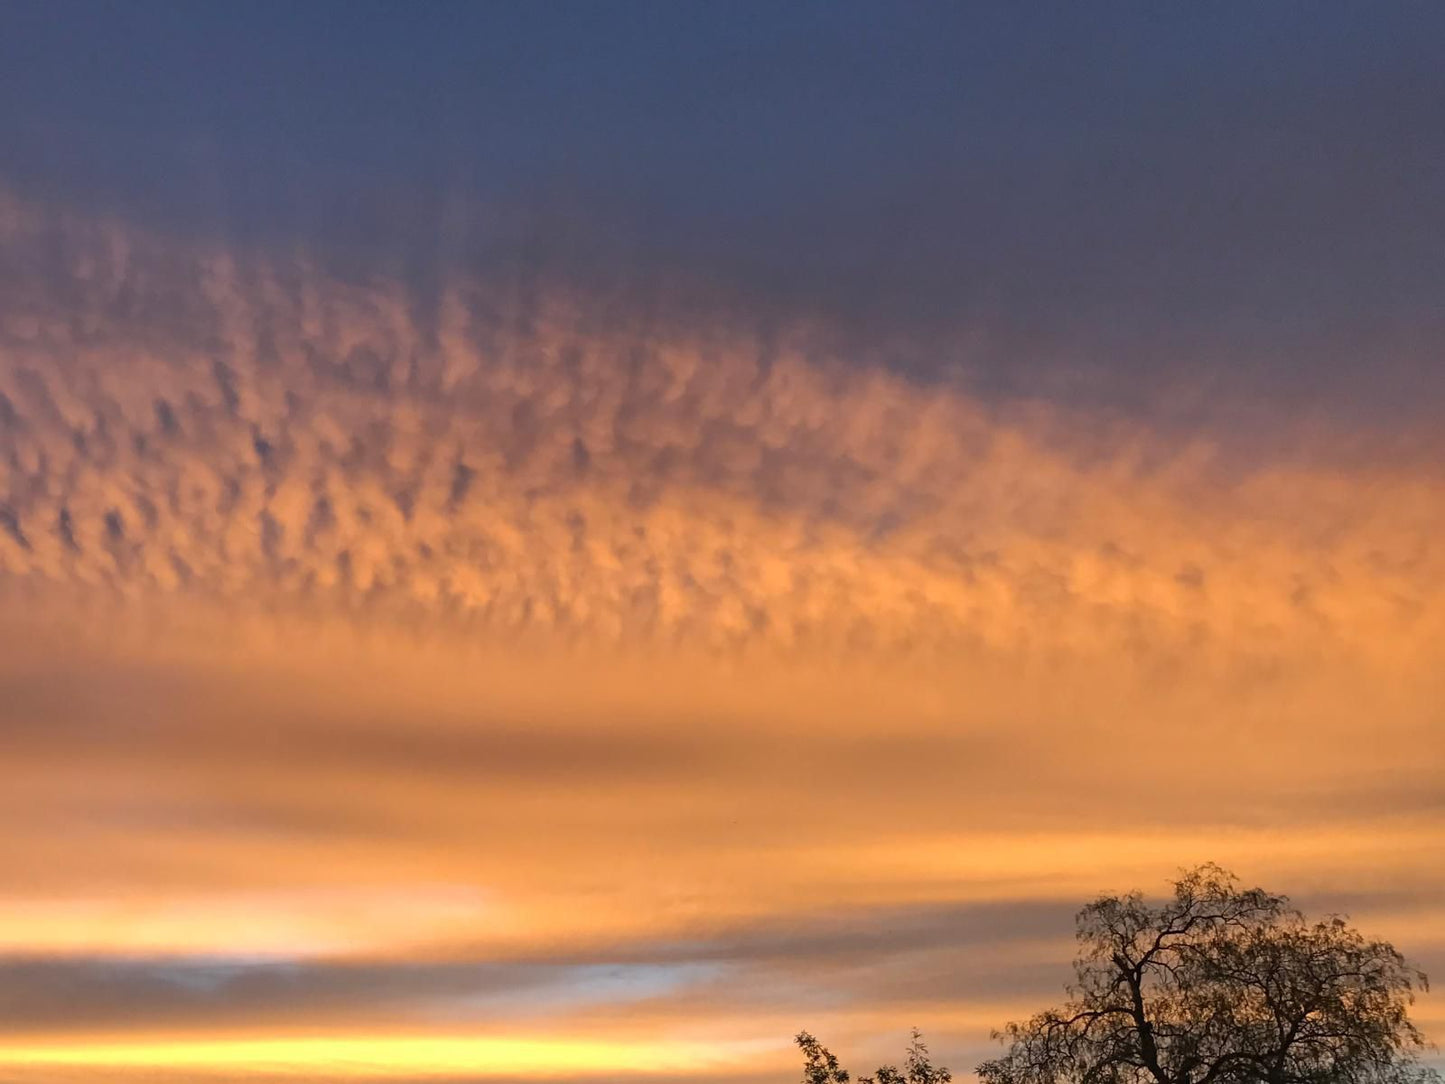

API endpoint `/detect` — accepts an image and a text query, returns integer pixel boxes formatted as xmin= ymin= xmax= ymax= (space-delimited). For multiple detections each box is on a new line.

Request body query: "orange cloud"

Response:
xmin=0 ymin=190 xmax=1441 ymax=1081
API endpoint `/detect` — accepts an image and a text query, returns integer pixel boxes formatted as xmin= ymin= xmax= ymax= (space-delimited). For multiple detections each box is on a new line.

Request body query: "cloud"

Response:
xmin=0 ymin=892 xmax=1077 ymax=1036
xmin=0 ymin=953 xmax=726 ymax=1035
xmin=0 ymin=190 xmax=1442 ymax=1079
xmin=1 ymin=190 xmax=1441 ymax=669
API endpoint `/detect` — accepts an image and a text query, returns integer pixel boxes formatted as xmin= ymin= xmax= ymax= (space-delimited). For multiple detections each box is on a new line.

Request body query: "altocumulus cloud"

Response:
xmin=0 ymin=189 xmax=1441 ymax=667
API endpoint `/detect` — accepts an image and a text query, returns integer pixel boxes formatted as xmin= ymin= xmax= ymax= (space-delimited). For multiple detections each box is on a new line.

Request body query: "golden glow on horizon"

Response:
xmin=0 ymin=1033 xmax=770 ymax=1077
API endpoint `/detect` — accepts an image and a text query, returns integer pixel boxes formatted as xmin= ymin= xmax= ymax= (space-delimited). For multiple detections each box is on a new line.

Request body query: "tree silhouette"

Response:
xmin=978 ymin=865 xmax=1438 ymax=1084
xmin=796 ymin=1027 xmax=951 ymax=1084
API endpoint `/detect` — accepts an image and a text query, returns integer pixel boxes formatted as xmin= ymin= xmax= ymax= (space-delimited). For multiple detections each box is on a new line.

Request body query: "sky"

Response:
xmin=0 ymin=4 xmax=1442 ymax=1082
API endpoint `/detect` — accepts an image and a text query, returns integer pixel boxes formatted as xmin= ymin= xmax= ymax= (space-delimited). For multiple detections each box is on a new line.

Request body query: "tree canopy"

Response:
xmin=978 ymin=865 xmax=1437 ymax=1084
xmin=798 ymin=866 xmax=1436 ymax=1084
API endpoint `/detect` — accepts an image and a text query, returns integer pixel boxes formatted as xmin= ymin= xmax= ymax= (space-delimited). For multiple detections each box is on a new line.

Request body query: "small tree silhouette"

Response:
xmin=795 ymin=1027 xmax=951 ymax=1084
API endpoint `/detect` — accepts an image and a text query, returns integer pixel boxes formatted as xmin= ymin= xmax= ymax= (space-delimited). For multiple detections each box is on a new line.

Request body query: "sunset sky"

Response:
xmin=0 ymin=5 xmax=1442 ymax=1082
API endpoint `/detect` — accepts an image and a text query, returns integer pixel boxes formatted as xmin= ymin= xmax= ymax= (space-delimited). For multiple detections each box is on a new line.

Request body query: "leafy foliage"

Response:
xmin=798 ymin=1030 xmax=852 ymax=1084
xmin=796 ymin=1027 xmax=952 ymax=1084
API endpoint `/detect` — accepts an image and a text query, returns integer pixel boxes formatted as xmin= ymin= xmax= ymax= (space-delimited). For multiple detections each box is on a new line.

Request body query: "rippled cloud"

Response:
xmin=2 ymin=190 xmax=1441 ymax=668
